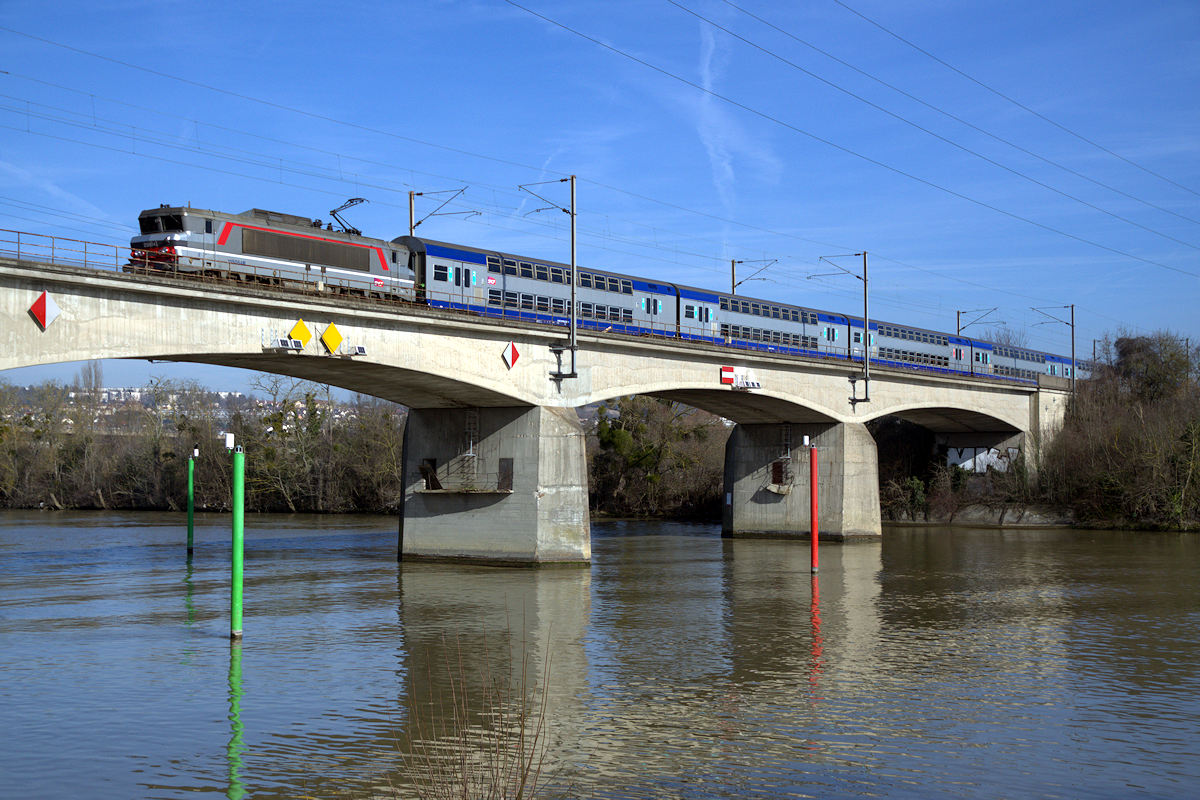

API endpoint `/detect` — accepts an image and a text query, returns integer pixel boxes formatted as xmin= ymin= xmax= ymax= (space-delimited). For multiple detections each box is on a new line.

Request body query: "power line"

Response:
xmin=668 ymin=0 xmax=1200 ymax=251
xmin=0 ymin=25 xmax=551 ymax=176
xmin=718 ymin=0 xmax=1200 ymax=229
xmin=828 ymin=0 xmax=1200 ymax=198
xmin=504 ymin=0 xmax=1198 ymax=279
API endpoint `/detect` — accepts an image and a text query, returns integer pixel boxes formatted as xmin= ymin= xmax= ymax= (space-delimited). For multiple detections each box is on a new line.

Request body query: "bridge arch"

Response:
xmin=861 ymin=402 xmax=1024 ymax=435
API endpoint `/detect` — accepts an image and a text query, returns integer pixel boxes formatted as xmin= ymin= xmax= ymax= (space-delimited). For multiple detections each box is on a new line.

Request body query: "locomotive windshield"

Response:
xmin=139 ymin=214 xmax=184 ymax=235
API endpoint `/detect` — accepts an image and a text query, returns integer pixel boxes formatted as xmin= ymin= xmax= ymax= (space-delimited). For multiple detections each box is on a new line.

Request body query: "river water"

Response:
xmin=1 ymin=511 xmax=1197 ymax=799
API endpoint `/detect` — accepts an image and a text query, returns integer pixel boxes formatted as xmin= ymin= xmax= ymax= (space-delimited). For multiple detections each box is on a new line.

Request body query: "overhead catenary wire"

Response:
xmin=827 ymin=0 xmax=1200 ymax=198
xmin=668 ymin=0 xmax=1200 ymax=252
xmin=502 ymin=1 xmax=1197 ymax=279
xmin=718 ymin=0 xmax=1200 ymax=229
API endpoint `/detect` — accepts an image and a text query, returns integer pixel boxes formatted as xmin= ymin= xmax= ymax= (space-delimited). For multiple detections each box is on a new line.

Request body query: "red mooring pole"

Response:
xmin=810 ymin=445 xmax=819 ymax=574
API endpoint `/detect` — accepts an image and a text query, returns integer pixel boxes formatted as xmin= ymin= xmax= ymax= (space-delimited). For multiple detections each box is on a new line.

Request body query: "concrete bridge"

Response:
xmin=0 ymin=254 xmax=1070 ymax=564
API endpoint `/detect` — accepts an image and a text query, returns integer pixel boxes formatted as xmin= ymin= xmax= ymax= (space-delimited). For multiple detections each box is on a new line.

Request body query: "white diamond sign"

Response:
xmin=502 ymin=341 xmax=519 ymax=369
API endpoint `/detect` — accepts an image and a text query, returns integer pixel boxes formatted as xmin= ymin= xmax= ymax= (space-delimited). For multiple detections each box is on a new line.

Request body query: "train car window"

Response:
xmin=551 ymin=298 xmax=566 ymax=314
xmin=581 ymin=302 xmax=593 ymax=318
xmin=536 ymin=296 xmax=549 ymax=312
xmin=503 ymin=259 xmax=517 ymax=275
xmin=488 ymin=289 xmax=502 ymax=306
xmin=535 ymin=264 xmax=549 ymax=282
xmin=684 ymin=305 xmax=695 ymax=319
xmin=701 ymin=308 xmax=711 ymax=323
xmin=433 ymin=264 xmax=449 ymax=282
xmin=550 ymin=267 xmax=564 ymax=283
xmin=580 ymin=273 xmax=593 ymax=289
xmin=607 ymin=277 xmax=621 ymax=293
xmin=621 ymin=280 xmax=633 ymax=295
xmin=520 ymin=294 xmax=534 ymax=310
xmin=720 ymin=298 xmax=729 ymax=311
xmin=205 ymin=219 xmax=214 ymax=234
xmin=771 ymin=307 xmax=781 ymax=319
xmin=622 ymin=308 xmax=633 ymax=322
xmin=596 ymin=306 xmax=609 ymax=321
xmin=453 ymin=266 xmax=462 ymax=287
xmin=749 ymin=303 xmax=760 ymax=316
xmin=772 ymin=331 xmax=782 ymax=344
xmin=487 ymin=256 xmax=501 ymax=273
xmin=721 ymin=324 xmax=730 ymax=337
xmin=503 ymin=292 xmax=518 ymax=308
xmin=391 ymin=250 xmax=397 ymax=263
xmin=519 ymin=262 xmax=534 ymax=278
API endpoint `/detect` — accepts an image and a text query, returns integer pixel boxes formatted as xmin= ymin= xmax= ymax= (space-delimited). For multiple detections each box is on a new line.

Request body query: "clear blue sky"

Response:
xmin=2 ymin=0 xmax=1197 ymax=393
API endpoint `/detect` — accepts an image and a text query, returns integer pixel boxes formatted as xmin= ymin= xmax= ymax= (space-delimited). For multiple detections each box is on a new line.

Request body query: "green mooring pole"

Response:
xmin=230 ymin=446 xmax=245 ymax=640
xmin=186 ymin=452 xmax=196 ymax=556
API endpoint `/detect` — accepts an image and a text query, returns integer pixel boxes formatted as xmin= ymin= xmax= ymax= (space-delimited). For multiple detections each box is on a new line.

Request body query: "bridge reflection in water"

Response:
xmin=389 ymin=528 xmax=883 ymax=795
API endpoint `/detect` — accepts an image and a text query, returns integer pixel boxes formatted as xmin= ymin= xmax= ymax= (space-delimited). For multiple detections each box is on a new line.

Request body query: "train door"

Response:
xmin=681 ymin=300 xmax=716 ymax=341
xmin=199 ymin=215 xmax=217 ymax=273
xmin=451 ymin=264 xmax=479 ymax=310
xmin=818 ymin=316 xmax=844 ymax=357
xmin=643 ymin=294 xmax=667 ymax=335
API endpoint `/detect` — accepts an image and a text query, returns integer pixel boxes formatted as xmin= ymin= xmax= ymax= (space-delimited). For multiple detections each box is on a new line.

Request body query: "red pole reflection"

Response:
xmin=809 ymin=574 xmax=824 ymax=695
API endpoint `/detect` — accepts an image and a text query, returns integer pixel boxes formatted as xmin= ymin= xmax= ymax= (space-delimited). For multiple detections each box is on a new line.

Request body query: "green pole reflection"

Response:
xmin=183 ymin=556 xmax=195 ymax=626
xmin=227 ymin=642 xmax=246 ymax=800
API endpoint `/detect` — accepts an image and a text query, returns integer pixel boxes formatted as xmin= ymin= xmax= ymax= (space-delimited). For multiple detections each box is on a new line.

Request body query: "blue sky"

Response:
xmin=1 ymin=0 xmax=1197 ymax=393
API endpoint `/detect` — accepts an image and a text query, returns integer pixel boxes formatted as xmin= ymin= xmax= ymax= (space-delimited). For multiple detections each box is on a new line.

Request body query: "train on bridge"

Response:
xmin=129 ymin=204 xmax=1085 ymax=385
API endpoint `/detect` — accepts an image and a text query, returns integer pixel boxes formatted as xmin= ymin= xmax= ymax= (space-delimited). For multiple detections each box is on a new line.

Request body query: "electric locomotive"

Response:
xmin=129 ymin=205 xmax=415 ymax=298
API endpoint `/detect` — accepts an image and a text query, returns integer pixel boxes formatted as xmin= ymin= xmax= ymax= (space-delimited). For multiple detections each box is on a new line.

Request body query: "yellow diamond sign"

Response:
xmin=289 ymin=319 xmax=312 ymax=346
xmin=320 ymin=323 xmax=343 ymax=354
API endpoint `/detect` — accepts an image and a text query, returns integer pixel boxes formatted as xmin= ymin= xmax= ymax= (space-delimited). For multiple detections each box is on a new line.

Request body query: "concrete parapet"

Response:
xmin=722 ymin=421 xmax=881 ymax=541
xmin=400 ymin=406 xmax=590 ymax=565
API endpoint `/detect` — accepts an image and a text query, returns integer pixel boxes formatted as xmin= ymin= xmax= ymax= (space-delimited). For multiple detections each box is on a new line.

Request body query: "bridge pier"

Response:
xmin=722 ymin=421 xmax=881 ymax=541
xmin=399 ymin=406 xmax=590 ymax=565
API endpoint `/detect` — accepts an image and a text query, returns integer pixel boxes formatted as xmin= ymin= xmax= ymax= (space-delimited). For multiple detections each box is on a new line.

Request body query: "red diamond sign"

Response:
xmin=502 ymin=341 xmax=519 ymax=369
xmin=29 ymin=291 xmax=61 ymax=330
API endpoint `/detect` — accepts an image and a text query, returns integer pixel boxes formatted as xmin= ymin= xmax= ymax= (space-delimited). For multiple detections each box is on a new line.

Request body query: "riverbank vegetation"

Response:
xmin=1 ymin=330 xmax=1195 ymax=528
xmin=1040 ymin=332 xmax=1199 ymax=529
xmin=878 ymin=332 xmax=1199 ymax=530
xmin=0 ymin=373 xmax=407 ymax=513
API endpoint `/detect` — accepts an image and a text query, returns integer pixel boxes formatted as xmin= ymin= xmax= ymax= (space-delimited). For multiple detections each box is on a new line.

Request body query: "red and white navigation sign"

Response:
xmin=502 ymin=341 xmax=520 ymax=369
xmin=29 ymin=291 xmax=61 ymax=330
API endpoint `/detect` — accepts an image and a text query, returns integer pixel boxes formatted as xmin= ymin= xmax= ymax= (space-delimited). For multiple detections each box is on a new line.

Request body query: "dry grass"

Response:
xmin=396 ymin=632 xmax=551 ymax=800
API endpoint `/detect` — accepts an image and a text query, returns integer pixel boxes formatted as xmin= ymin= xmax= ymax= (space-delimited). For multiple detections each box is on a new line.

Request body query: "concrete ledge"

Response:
xmin=723 ymin=529 xmax=881 ymax=542
xmin=400 ymin=553 xmax=590 ymax=568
